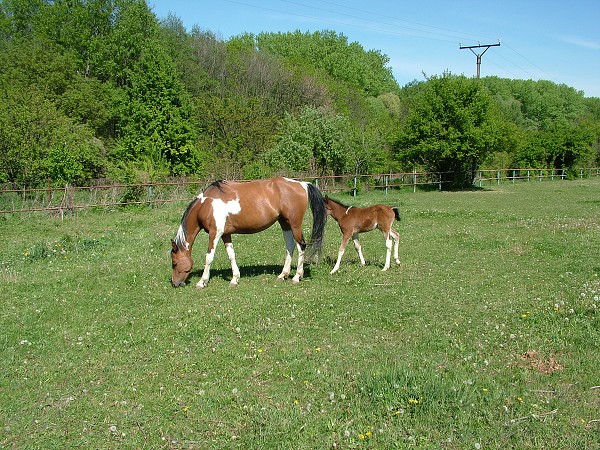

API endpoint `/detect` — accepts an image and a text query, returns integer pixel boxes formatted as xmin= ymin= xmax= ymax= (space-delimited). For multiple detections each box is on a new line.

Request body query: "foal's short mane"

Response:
xmin=326 ymin=196 xmax=352 ymax=210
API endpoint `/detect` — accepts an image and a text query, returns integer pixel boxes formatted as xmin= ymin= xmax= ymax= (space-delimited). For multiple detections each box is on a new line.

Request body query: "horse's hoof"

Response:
xmin=196 ymin=280 xmax=207 ymax=289
xmin=276 ymin=276 xmax=286 ymax=282
xmin=229 ymin=280 xmax=239 ymax=287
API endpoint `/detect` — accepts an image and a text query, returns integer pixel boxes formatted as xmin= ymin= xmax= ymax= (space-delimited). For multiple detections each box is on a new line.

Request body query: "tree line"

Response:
xmin=1 ymin=0 xmax=599 ymax=189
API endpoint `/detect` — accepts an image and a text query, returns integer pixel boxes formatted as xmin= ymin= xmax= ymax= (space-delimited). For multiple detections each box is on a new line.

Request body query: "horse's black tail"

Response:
xmin=392 ymin=207 xmax=401 ymax=221
xmin=306 ymin=182 xmax=327 ymax=263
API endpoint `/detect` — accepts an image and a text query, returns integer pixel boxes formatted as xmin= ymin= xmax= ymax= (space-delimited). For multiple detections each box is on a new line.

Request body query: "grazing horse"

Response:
xmin=171 ymin=177 xmax=326 ymax=288
xmin=324 ymin=196 xmax=401 ymax=274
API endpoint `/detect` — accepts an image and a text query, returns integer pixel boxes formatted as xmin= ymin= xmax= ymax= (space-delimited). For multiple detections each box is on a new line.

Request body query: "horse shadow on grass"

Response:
xmin=185 ymin=264 xmax=313 ymax=286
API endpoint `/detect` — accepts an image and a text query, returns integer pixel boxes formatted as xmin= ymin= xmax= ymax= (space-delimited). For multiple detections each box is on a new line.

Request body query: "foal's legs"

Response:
xmin=331 ymin=231 xmax=358 ymax=274
xmin=197 ymin=230 xmax=222 ymax=288
xmin=352 ymin=233 xmax=366 ymax=266
xmin=381 ymin=226 xmax=401 ymax=271
xmin=390 ymin=228 xmax=401 ymax=266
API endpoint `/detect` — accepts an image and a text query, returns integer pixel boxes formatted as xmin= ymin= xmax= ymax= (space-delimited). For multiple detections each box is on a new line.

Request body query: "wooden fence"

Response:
xmin=1 ymin=168 xmax=599 ymax=215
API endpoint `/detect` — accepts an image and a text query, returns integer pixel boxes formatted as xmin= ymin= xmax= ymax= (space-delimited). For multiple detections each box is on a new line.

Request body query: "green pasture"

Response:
xmin=1 ymin=179 xmax=598 ymax=449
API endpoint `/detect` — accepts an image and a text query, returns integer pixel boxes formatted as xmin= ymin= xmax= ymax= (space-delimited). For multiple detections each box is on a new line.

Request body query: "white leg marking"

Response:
xmin=330 ymin=237 xmax=349 ymax=274
xmin=225 ymin=242 xmax=240 ymax=286
xmin=382 ymin=234 xmax=393 ymax=271
xmin=390 ymin=229 xmax=401 ymax=265
xmin=197 ymin=234 xmax=221 ymax=288
xmin=292 ymin=242 xmax=304 ymax=284
xmin=353 ymin=234 xmax=366 ymax=266
xmin=278 ymin=230 xmax=295 ymax=281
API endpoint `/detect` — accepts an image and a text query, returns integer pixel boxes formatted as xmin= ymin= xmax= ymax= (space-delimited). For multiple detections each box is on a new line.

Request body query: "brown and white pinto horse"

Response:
xmin=324 ymin=196 xmax=401 ymax=274
xmin=171 ymin=177 xmax=326 ymax=288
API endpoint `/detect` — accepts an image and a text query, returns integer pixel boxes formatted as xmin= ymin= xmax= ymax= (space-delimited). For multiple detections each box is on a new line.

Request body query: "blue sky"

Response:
xmin=150 ymin=0 xmax=600 ymax=97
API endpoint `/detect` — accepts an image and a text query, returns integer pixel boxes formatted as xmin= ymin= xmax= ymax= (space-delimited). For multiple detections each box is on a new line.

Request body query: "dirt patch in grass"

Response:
xmin=519 ymin=350 xmax=563 ymax=374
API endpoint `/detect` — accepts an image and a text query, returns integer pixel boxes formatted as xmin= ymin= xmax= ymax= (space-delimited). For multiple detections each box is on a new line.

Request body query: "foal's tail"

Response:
xmin=306 ymin=182 xmax=327 ymax=262
xmin=392 ymin=207 xmax=401 ymax=221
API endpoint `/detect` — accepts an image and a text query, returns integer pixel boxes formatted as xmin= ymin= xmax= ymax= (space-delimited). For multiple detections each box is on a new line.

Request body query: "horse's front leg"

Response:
xmin=330 ymin=233 xmax=351 ymax=274
xmin=222 ymin=234 xmax=240 ymax=287
xmin=197 ymin=231 xmax=221 ymax=289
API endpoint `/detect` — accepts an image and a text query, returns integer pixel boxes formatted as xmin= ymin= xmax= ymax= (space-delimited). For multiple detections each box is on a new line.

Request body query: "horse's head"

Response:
xmin=171 ymin=240 xmax=193 ymax=287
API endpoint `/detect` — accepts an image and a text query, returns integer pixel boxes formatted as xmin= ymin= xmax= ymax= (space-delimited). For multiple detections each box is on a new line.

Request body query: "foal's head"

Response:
xmin=323 ymin=196 xmax=348 ymax=219
xmin=171 ymin=240 xmax=193 ymax=287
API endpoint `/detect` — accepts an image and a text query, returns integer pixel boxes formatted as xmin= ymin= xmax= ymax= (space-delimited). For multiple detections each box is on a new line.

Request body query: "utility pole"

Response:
xmin=460 ymin=41 xmax=500 ymax=78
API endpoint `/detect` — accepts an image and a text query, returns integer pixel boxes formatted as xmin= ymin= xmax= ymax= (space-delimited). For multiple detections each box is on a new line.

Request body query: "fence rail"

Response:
xmin=1 ymin=168 xmax=598 ymax=215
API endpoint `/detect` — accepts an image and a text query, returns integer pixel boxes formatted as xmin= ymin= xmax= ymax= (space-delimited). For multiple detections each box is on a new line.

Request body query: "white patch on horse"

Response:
xmin=211 ymin=197 xmax=242 ymax=234
xmin=284 ymin=177 xmax=309 ymax=193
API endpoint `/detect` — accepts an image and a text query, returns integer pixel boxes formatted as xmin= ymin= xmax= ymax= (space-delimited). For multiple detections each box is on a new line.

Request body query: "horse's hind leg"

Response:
xmin=390 ymin=229 xmax=400 ymax=266
xmin=352 ymin=233 xmax=366 ymax=266
xmin=222 ymin=234 xmax=240 ymax=287
xmin=278 ymin=229 xmax=296 ymax=281
xmin=382 ymin=229 xmax=393 ymax=271
xmin=291 ymin=241 xmax=305 ymax=284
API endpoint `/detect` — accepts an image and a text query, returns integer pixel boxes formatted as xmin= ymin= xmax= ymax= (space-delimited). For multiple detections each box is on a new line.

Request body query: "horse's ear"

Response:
xmin=171 ymin=239 xmax=178 ymax=253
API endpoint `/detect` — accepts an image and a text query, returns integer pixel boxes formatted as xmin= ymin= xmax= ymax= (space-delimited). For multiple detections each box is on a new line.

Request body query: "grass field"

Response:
xmin=1 ymin=179 xmax=599 ymax=449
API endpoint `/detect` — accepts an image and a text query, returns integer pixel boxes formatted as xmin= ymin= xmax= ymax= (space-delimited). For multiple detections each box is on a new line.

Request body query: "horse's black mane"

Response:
xmin=210 ymin=180 xmax=228 ymax=192
xmin=177 ymin=181 xmax=226 ymax=242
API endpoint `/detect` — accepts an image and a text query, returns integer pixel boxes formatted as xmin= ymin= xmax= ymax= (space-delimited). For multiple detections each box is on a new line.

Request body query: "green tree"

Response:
xmin=265 ymin=106 xmax=351 ymax=175
xmin=113 ymin=39 xmax=199 ymax=176
xmin=396 ymin=73 xmax=498 ymax=187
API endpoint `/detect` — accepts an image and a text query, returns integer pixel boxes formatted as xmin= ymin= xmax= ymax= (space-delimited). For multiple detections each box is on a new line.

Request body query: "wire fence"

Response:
xmin=1 ymin=168 xmax=598 ymax=215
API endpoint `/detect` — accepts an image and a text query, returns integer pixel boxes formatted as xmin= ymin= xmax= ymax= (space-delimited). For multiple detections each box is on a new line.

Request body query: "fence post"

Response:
xmin=352 ymin=176 xmax=357 ymax=197
xmin=527 ymin=170 xmax=530 ymax=182
xmin=413 ymin=170 xmax=417 ymax=193
xmin=66 ymin=185 xmax=74 ymax=215
xmin=147 ymin=184 xmax=154 ymax=207
xmin=385 ymin=175 xmax=389 ymax=195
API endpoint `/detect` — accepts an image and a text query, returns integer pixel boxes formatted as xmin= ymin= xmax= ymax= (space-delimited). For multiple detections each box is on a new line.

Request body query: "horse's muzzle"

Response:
xmin=172 ymin=280 xmax=186 ymax=288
